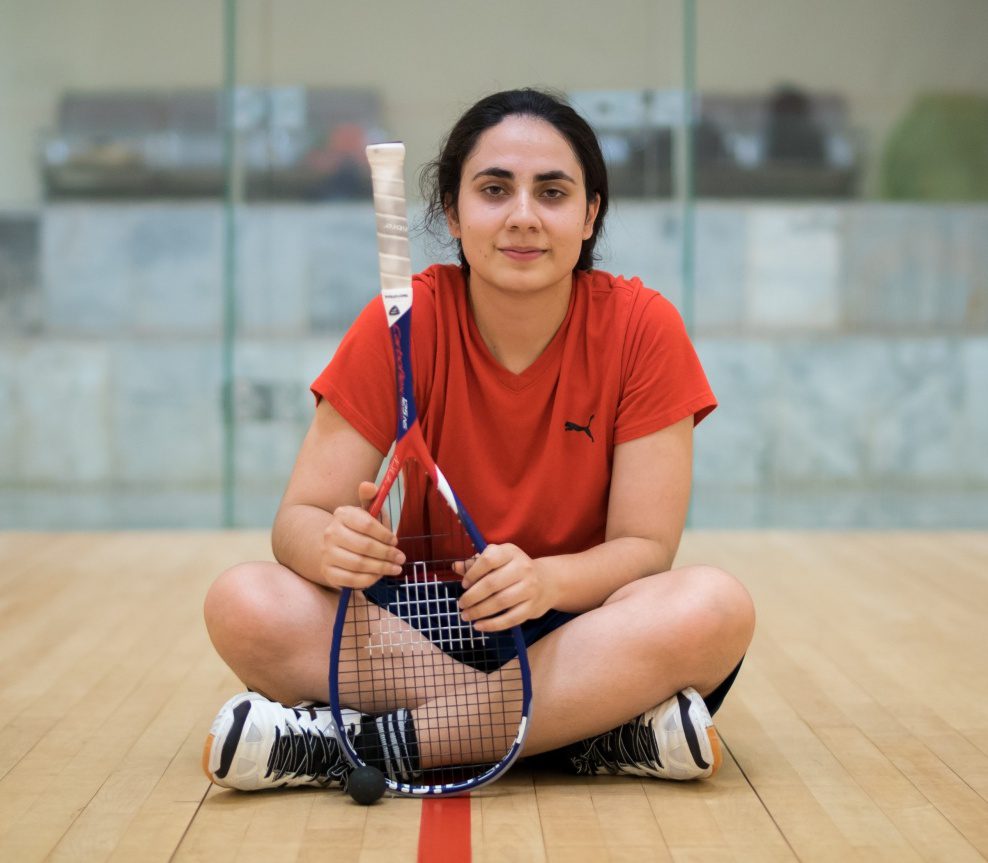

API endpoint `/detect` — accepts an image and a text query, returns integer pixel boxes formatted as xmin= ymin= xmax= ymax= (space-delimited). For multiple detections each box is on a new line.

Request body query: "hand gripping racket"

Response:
xmin=328 ymin=142 xmax=533 ymax=796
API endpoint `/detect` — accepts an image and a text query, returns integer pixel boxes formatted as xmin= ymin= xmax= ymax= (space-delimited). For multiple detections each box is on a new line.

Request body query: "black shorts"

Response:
xmin=703 ymin=657 xmax=743 ymax=716
xmin=364 ymin=579 xmax=576 ymax=672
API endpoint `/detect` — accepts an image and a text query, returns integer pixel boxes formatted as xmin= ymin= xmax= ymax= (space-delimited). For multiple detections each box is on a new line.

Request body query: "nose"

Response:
xmin=506 ymin=190 xmax=540 ymax=231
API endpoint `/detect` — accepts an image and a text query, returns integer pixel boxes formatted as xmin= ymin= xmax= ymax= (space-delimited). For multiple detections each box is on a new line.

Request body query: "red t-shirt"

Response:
xmin=311 ymin=264 xmax=716 ymax=560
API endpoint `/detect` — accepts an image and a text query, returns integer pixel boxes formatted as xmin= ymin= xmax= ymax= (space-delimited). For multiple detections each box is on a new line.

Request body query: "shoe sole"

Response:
xmin=707 ymin=725 xmax=723 ymax=776
xmin=202 ymin=733 xmax=217 ymax=781
xmin=202 ymin=694 xmax=258 ymax=787
xmin=676 ymin=689 xmax=723 ymax=779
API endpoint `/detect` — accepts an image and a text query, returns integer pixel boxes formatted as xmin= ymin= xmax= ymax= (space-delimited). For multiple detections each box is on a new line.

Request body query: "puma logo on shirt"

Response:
xmin=564 ymin=414 xmax=595 ymax=443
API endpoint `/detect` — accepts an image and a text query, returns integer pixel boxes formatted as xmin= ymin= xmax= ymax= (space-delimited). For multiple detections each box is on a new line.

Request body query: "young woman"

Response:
xmin=202 ymin=89 xmax=755 ymax=790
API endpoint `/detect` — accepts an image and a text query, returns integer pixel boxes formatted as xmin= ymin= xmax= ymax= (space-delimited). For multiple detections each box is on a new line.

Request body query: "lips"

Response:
xmin=500 ymin=247 xmax=546 ymax=261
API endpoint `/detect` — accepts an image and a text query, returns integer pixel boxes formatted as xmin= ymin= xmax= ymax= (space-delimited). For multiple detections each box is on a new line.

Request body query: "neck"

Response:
xmin=467 ymin=274 xmax=573 ymax=375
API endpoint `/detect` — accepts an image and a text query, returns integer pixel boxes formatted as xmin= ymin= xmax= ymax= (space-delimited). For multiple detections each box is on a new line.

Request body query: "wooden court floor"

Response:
xmin=0 ymin=530 xmax=986 ymax=862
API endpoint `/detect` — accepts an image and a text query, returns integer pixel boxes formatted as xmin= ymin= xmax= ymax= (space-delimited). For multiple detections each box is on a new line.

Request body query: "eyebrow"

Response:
xmin=471 ymin=167 xmax=578 ymax=184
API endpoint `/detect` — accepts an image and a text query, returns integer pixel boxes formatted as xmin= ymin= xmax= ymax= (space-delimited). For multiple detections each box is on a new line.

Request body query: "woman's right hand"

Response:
xmin=319 ymin=480 xmax=405 ymax=589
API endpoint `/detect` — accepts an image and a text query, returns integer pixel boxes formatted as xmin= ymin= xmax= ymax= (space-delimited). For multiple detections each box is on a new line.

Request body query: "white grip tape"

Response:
xmin=367 ymin=143 xmax=412 ymax=300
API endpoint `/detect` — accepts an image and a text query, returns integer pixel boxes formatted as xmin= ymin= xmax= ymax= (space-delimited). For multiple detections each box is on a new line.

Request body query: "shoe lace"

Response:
xmin=571 ymin=715 xmax=663 ymax=775
xmin=265 ymin=707 xmax=349 ymax=787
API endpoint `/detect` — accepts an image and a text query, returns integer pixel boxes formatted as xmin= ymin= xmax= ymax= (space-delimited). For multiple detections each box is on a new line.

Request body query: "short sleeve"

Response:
xmin=613 ymin=292 xmax=717 ymax=445
xmin=310 ymin=271 xmax=440 ymax=455
xmin=310 ymin=296 xmax=396 ymax=455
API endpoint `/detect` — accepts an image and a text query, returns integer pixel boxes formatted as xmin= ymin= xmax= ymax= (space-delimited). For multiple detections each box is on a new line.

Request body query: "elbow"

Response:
xmin=648 ymin=536 xmax=680 ymax=576
xmin=270 ymin=503 xmax=292 ymax=566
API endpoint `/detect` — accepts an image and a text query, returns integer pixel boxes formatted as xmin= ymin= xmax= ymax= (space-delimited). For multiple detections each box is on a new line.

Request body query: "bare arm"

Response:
xmin=459 ymin=415 xmax=694 ymax=628
xmin=541 ymin=414 xmax=693 ymax=610
xmin=272 ymin=399 xmax=404 ymax=588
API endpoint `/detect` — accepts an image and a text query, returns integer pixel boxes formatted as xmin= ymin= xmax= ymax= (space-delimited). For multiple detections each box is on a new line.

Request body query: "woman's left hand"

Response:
xmin=455 ymin=544 xmax=557 ymax=632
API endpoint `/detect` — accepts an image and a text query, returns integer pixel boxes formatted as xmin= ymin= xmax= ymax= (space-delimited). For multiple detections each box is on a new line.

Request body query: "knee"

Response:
xmin=203 ymin=561 xmax=286 ymax=659
xmin=613 ymin=564 xmax=755 ymax=646
xmin=688 ymin=566 xmax=755 ymax=647
xmin=601 ymin=565 xmax=754 ymax=695
xmin=616 ymin=565 xmax=754 ymax=669
xmin=678 ymin=565 xmax=756 ymax=658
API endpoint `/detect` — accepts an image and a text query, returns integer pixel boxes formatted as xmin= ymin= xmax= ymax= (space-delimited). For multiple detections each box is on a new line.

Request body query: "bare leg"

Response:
xmin=521 ymin=565 xmax=754 ymax=753
xmin=204 ymin=560 xmax=339 ymax=704
xmin=408 ymin=565 xmax=754 ymax=764
xmin=204 ymin=562 xmax=754 ymax=759
xmin=205 ymin=561 xmax=522 ymax=770
xmin=204 ymin=561 xmax=486 ymax=709
xmin=411 ymin=660 xmax=524 ymax=770
xmin=334 ymin=589 xmax=492 ymax=714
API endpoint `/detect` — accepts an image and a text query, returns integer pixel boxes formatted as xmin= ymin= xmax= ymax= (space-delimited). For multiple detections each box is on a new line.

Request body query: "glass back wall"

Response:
xmin=687 ymin=0 xmax=988 ymax=527
xmin=224 ymin=0 xmax=686 ymax=526
xmin=1 ymin=0 xmax=985 ymax=528
xmin=0 ymin=1 xmax=229 ymax=527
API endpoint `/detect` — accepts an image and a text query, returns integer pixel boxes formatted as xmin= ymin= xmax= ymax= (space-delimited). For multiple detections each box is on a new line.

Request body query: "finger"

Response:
xmin=460 ymin=567 xmax=512 ymax=610
xmin=357 ymin=481 xmax=379 ymax=510
xmin=358 ymin=481 xmax=395 ymax=530
xmin=323 ymin=521 xmax=404 ymax=590
xmin=321 ymin=532 xmax=404 ymax=588
xmin=335 ymin=504 xmax=398 ymax=547
xmin=461 ymin=580 xmax=526 ymax=622
xmin=460 ymin=544 xmax=509 ymax=589
xmin=452 ymin=554 xmax=479 ymax=577
xmin=329 ymin=541 xmax=404 ymax=577
xmin=324 ymin=566 xmax=385 ymax=591
xmin=472 ymin=602 xmax=531 ymax=633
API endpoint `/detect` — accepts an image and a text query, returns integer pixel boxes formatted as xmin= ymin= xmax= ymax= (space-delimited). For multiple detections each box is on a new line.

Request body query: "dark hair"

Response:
xmin=420 ymin=88 xmax=609 ymax=272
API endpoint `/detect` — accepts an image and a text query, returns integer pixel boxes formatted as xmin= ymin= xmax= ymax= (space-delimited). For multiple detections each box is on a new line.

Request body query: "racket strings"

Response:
xmin=337 ymin=458 xmax=524 ymax=786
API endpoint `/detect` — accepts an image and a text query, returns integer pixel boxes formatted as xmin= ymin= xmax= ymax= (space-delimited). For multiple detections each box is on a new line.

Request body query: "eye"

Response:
xmin=541 ymin=188 xmax=566 ymax=199
xmin=481 ymin=184 xmax=507 ymax=198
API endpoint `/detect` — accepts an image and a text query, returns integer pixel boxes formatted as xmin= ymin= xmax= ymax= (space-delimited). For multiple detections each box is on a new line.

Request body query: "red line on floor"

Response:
xmin=417 ymin=796 xmax=471 ymax=863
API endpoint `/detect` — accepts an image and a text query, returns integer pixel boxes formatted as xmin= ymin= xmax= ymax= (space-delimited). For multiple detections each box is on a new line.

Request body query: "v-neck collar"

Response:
xmin=458 ymin=273 xmax=579 ymax=392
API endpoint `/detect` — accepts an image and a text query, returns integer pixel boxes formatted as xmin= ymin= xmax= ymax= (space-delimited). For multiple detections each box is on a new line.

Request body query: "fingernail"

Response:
xmin=391 ymin=564 xmax=403 ymax=575
xmin=395 ymin=552 xmax=406 ymax=564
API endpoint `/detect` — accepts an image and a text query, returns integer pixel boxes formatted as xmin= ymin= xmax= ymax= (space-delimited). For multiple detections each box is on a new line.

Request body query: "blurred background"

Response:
xmin=1 ymin=0 xmax=986 ymax=530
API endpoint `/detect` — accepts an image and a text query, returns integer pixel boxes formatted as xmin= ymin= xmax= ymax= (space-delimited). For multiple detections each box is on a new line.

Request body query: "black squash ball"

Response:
xmin=348 ymin=765 xmax=386 ymax=805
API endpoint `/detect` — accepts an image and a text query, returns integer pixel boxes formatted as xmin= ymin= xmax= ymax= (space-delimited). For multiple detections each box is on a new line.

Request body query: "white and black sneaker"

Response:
xmin=202 ymin=692 xmax=361 ymax=790
xmin=568 ymin=688 xmax=723 ymax=781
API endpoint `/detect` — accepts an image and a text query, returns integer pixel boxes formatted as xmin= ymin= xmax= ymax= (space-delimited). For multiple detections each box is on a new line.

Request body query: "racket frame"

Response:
xmin=328 ymin=142 xmax=533 ymax=797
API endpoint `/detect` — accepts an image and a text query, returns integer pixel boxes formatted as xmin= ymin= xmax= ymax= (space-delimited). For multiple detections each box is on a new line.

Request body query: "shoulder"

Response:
xmin=579 ymin=269 xmax=686 ymax=339
xmin=410 ymin=263 xmax=465 ymax=342
xmin=412 ymin=263 xmax=464 ymax=302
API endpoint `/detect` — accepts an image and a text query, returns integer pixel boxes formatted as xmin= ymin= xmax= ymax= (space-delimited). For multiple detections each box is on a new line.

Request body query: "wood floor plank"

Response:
xmin=692 ymin=531 xmax=988 ymax=861
xmin=0 ymin=614 xmax=209 ymax=859
xmin=475 ymin=771 xmax=547 ymax=863
xmin=2 ymin=530 xmax=986 ymax=861
xmin=644 ymin=780 xmax=728 ymax=859
xmin=875 ymin=732 xmax=988 ymax=858
xmin=171 ymin=784 xmax=261 ymax=863
xmin=967 ymin=728 xmax=988 ymax=760
xmin=0 ymin=532 xmax=258 ymax=861
xmin=56 ymin=650 xmax=236 ymax=863
xmin=765 ymin=639 xmax=987 ymax=861
xmin=815 ymin=725 xmax=985 ymax=863
xmin=591 ymin=779 xmax=667 ymax=854
xmin=535 ymin=774 xmax=607 ymax=851
xmin=354 ymin=795 xmax=421 ymax=863
xmin=730 ymin=536 xmax=988 ymax=858
xmin=700 ymin=745 xmax=796 ymax=862
xmin=297 ymin=791 xmax=367 ymax=863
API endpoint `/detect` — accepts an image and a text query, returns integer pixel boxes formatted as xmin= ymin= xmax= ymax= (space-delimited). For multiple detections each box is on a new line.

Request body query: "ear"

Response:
xmin=582 ymin=193 xmax=601 ymax=241
xmin=444 ymin=195 xmax=461 ymax=239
